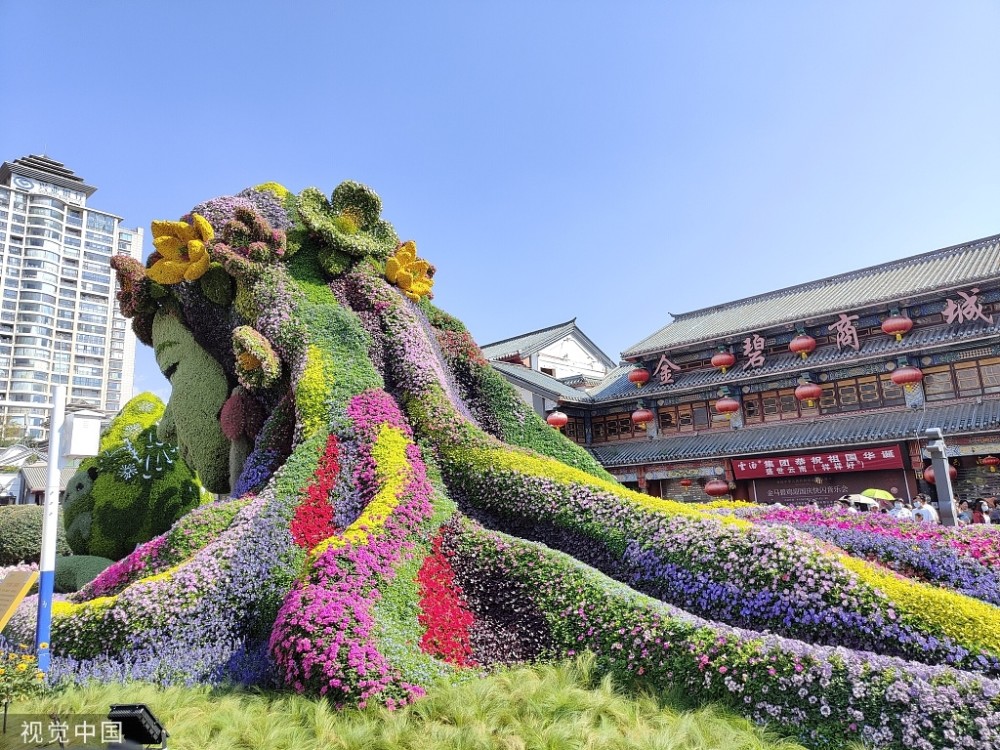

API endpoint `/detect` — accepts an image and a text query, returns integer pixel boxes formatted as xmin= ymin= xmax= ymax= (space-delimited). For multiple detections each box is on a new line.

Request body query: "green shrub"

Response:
xmin=0 ymin=505 xmax=70 ymax=565
xmin=54 ymin=555 xmax=113 ymax=593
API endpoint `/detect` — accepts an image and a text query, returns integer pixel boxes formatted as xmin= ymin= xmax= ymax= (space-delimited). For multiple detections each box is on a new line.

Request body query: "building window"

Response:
xmin=923 ymin=365 xmax=955 ymax=402
xmin=564 ymin=417 xmax=585 ymax=444
xmin=591 ymin=412 xmax=637 ymax=442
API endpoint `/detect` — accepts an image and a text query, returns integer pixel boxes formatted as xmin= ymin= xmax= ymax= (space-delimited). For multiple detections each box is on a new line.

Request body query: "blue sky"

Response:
xmin=3 ymin=2 xmax=999 ymax=402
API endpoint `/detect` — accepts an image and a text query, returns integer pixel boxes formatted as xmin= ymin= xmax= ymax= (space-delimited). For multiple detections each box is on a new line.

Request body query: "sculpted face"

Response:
xmin=152 ymin=311 xmax=232 ymax=493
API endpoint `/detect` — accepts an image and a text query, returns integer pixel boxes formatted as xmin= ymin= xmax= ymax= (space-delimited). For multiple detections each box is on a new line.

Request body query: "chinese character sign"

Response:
xmin=829 ymin=313 xmax=860 ymax=351
xmin=942 ymin=288 xmax=994 ymax=325
xmin=652 ymin=353 xmax=681 ymax=385
xmin=12 ymin=715 xmax=122 ymax=749
xmin=732 ymin=446 xmax=903 ymax=479
xmin=742 ymin=334 xmax=766 ymax=368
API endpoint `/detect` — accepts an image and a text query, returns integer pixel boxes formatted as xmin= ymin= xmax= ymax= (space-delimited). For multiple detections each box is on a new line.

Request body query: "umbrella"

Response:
xmin=837 ymin=494 xmax=879 ymax=509
xmin=861 ymin=488 xmax=894 ymax=501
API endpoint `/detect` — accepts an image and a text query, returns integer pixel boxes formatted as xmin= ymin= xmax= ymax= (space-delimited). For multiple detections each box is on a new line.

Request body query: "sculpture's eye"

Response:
xmin=87 ymin=467 xmax=99 ymax=481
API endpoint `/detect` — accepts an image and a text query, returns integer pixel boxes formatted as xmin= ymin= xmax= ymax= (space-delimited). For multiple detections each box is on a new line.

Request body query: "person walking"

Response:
xmin=913 ymin=497 xmax=940 ymax=524
xmin=888 ymin=499 xmax=913 ymax=521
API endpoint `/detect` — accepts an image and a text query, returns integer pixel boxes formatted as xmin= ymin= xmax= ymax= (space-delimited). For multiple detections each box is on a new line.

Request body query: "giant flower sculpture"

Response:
xmin=6 ymin=179 xmax=1000 ymax=750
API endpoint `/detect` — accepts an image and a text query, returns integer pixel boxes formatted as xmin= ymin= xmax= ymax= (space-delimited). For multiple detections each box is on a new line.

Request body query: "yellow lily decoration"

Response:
xmin=148 ymin=213 xmax=214 ymax=284
xmin=385 ymin=240 xmax=434 ymax=301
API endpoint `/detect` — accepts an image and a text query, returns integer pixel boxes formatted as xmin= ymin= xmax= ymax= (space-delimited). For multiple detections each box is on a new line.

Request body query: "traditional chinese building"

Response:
xmin=557 ymin=234 xmax=1000 ymax=505
xmin=482 ymin=319 xmax=616 ymax=416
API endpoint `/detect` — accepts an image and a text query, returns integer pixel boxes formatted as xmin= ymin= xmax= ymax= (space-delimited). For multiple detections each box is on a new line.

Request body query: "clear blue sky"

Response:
xmin=3 ymin=2 xmax=999 ymax=401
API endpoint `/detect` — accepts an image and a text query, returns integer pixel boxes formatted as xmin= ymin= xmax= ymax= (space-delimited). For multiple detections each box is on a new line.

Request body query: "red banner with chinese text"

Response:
xmin=731 ymin=446 xmax=904 ymax=479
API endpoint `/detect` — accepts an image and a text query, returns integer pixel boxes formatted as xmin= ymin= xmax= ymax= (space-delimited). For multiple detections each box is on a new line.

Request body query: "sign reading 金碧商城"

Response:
xmin=0 ymin=570 xmax=38 ymax=633
xmin=732 ymin=446 xmax=904 ymax=479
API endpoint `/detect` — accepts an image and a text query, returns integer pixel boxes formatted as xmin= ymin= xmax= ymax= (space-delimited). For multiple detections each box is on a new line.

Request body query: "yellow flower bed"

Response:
xmin=254 ymin=181 xmax=291 ymax=199
xmin=692 ymin=499 xmax=757 ymax=511
xmin=840 ymin=555 xmax=1000 ymax=655
xmin=447 ymin=444 xmax=750 ymax=528
xmin=297 ymin=346 xmax=334 ymax=439
xmin=51 ymin=595 xmax=116 ymax=618
xmin=51 ymin=565 xmax=183 ymax=618
xmin=309 ymin=424 xmax=412 ymax=563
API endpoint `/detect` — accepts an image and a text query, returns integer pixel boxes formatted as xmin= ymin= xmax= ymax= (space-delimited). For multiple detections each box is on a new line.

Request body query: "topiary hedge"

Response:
xmin=54 ymin=555 xmax=113 ymax=593
xmin=63 ymin=393 xmax=208 ymax=561
xmin=0 ymin=505 xmax=71 ymax=565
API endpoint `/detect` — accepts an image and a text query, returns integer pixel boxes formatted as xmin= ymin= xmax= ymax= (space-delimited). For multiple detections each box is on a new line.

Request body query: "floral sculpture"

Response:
xmin=62 ymin=393 xmax=207 ymax=561
xmin=6 ymin=181 xmax=1000 ymax=749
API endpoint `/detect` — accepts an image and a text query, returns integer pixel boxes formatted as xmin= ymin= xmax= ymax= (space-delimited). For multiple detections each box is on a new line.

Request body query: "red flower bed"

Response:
xmin=290 ymin=434 xmax=340 ymax=548
xmin=417 ymin=534 xmax=476 ymax=666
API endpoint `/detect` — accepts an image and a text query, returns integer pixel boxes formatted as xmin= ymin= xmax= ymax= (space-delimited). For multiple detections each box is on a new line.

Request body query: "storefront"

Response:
xmin=732 ymin=445 xmax=913 ymax=506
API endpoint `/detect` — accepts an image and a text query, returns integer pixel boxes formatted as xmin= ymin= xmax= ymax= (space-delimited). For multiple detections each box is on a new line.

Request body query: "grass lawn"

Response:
xmin=4 ymin=656 xmax=830 ymax=750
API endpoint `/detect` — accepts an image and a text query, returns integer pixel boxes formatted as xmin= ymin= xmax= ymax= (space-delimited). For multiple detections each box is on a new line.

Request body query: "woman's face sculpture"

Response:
xmin=152 ymin=310 xmax=233 ymax=493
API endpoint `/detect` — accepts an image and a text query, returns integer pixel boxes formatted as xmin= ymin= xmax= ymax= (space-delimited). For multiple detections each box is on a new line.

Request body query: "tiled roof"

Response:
xmin=481 ymin=319 xmax=579 ymax=361
xmin=481 ymin=319 xmax=616 ymax=369
xmin=490 ymin=361 xmax=592 ymax=403
xmin=587 ymin=364 xmax=642 ymax=399
xmin=598 ymin=320 xmax=1000 ymax=402
xmin=623 ymin=234 xmax=1000 ymax=357
xmin=19 ymin=465 xmax=77 ymax=493
xmin=587 ymin=400 xmax=1000 ymax=467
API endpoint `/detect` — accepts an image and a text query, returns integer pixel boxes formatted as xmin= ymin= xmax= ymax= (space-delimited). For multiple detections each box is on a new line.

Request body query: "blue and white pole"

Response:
xmin=35 ymin=384 xmax=66 ymax=672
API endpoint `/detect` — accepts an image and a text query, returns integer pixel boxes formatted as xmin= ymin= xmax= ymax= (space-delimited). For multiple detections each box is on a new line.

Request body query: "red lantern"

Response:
xmin=789 ymin=334 xmax=816 ymax=360
xmin=704 ymin=479 xmax=730 ymax=497
xmin=631 ymin=408 xmax=655 ymax=429
xmin=546 ymin=410 xmax=568 ymax=429
xmin=711 ymin=350 xmax=736 ymax=374
xmin=881 ymin=315 xmax=913 ymax=341
xmin=628 ymin=368 xmax=650 ymax=388
xmin=794 ymin=382 xmax=823 ymax=407
xmin=982 ymin=455 xmax=1000 ymax=473
xmin=714 ymin=396 xmax=740 ymax=418
xmin=923 ymin=464 xmax=958 ymax=484
xmin=679 ymin=478 xmax=693 ymax=487
xmin=890 ymin=365 xmax=923 ymax=390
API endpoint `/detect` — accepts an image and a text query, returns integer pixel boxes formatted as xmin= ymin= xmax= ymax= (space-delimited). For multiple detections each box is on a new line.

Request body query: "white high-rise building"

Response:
xmin=0 ymin=155 xmax=142 ymax=442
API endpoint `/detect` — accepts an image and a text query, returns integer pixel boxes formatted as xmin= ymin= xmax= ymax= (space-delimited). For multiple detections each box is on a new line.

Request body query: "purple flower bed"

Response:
xmin=444 ymin=516 xmax=1000 ymax=750
xmin=759 ymin=520 xmax=1000 ymax=606
xmin=8 ymin=485 xmax=299 ymax=685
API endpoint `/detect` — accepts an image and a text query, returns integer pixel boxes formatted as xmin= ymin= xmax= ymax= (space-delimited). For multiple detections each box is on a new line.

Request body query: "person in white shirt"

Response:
xmin=888 ymin=499 xmax=913 ymax=521
xmin=912 ymin=498 xmax=940 ymax=524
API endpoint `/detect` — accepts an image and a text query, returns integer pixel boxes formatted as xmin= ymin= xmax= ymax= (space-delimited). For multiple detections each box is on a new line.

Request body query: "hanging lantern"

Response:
xmin=631 ymin=407 xmax=655 ymax=429
xmin=546 ymin=410 xmax=568 ymax=429
xmin=704 ymin=478 xmax=730 ymax=497
xmin=714 ymin=396 xmax=740 ymax=418
xmin=890 ymin=365 xmax=923 ymax=390
xmin=981 ymin=455 xmax=1000 ymax=473
xmin=881 ymin=314 xmax=913 ymax=342
xmin=794 ymin=382 xmax=823 ymax=407
xmin=711 ymin=350 xmax=736 ymax=374
xmin=788 ymin=334 xmax=816 ymax=360
xmin=628 ymin=368 xmax=650 ymax=388
xmin=923 ymin=464 xmax=958 ymax=484
xmin=679 ymin=478 xmax=692 ymax=487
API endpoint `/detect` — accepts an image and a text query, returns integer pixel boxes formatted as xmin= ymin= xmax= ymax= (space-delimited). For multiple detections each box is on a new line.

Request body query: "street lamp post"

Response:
xmin=34 ymin=385 xmax=65 ymax=671
xmin=925 ymin=427 xmax=957 ymax=527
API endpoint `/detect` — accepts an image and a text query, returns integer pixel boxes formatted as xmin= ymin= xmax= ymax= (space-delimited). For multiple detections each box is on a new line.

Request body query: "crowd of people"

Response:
xmin=834 ymin=493 xmax=1000 ymax=525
